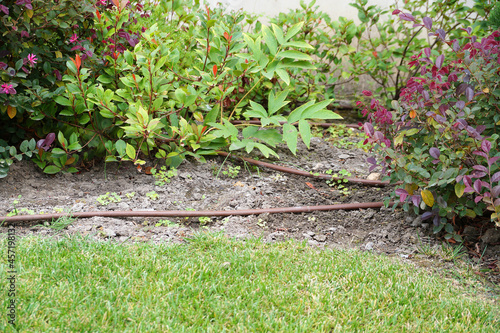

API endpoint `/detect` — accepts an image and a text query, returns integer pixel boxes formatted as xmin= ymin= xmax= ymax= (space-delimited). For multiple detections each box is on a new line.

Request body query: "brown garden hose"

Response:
xmin=0 ymin=202 xmax=391 ymax=223
xmin=231 ymin=120 xmax=360 ymax=129
xmin=216 ymin=151 xmax=392 ymax=186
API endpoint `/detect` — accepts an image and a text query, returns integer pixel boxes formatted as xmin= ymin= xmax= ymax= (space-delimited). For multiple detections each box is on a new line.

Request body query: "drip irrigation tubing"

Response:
xmin=230 ymin=120 xmax=360 ymax=129
xmin=0 ymin=202 xmax=392 ymax=223
xmin=216 ymin=151 xmax=393 ymax=186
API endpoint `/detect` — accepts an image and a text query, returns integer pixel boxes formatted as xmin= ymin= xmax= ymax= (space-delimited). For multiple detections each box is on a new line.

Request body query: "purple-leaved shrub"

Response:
xmin=359 ymin=11 xmax=500 ymax=239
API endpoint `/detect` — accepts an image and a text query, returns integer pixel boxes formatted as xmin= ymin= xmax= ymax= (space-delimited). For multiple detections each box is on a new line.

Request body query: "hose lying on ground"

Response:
xmin=0 ymin=202 xmax=392 ymax=223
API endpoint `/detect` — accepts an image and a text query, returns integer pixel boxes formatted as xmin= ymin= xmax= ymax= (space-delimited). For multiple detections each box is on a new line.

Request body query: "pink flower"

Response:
xmin=1 ymin=83 xmax=16 ymax=94
xmin=362 ymin=90 xmax=373 ymax=97
xmin=27 ymin=53 xmax=37 ymax=67
xmin=69 ymin=33 xmax=78 ymax=43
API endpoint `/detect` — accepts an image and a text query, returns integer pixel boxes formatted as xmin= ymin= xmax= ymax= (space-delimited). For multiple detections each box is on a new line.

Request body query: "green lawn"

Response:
xmin=1 ymin=233 xmax=498 ymax=332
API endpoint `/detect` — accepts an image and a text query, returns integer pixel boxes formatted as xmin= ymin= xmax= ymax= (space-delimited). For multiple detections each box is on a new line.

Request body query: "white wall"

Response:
xmin=205 ymin=0 xmax=476 ymax=22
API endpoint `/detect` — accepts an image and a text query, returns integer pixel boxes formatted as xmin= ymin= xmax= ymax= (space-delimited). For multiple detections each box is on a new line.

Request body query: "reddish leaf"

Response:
xmin=473 ymin=165 xmax=488 ymax=173
xmin=489 ymin=156 xmax=500 ymax=166
xmin=422 ymin=17 xmax=432 ymax=30
xmin=466 ymin=86 xmax=474 ymax=101
xmin=473 ymin=179 xmax=482 ymax=193
xmin=429 ymin=147 xmax=440 ymax=159
xmin=399 ymin=13 xmax=415 ymax=22
xmin=435 ymin=54 xmax=444 ymax=69
xmin=224 ymin=31 xmax=229 ymax=40
xmin=424 ymin=47 xmax=431 ymax=58
xmin=481 ymin=140 xmax=491 ymax=154
xmin=491 ymin=172 xmax=500 ymax=183
xmin=212 ymin=64 xmax=217 ymax=76
xmin=492 ymin=185 xmax=500 ymax=197
xmin=75 ymin=54 xmax=81 ymax=70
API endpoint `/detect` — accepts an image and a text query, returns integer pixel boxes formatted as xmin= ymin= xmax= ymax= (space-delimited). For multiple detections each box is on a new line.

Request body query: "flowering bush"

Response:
xmin=360 ymin=11 xmax=500 ymax=238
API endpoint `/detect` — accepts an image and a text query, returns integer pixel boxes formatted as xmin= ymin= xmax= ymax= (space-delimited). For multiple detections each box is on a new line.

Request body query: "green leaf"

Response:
xmin=20 ymin=140 xmax=29 ymax=153
xmin=271 ymin=24 xmax=285 ymax=44
xmin=278 ymin=59 xmax=316 ymax=69
xmin=254 ymin=143 xmax=279 ymax=158
xmin=262 ymin=25 xmax=277 ymax=56
xmin=209 ymin=119 xmax=238 ymax=139
xmin=282 ymin=123 xmax=298 ymax=155
xmin=51 ymin=148 xmax=66 ymax=156
xmin=268 ymin=90 xmax=289 ymax=116
xmin=454 ymin=183 xmax=466 ymax=198
xmin=28 ymin=139 xmax=36 ymax=151
xmin=126 ymin=143 xmax=136 ymax=159
xmin=43 ymin=165 xmax=61 ymax=174
xmin=115 ymin=140 xmax=126 ymax=157
xmin=285 ymin=21 xmax=305 ymax=41
xmin=275 ymin=69 xmax=290 ymax=85
xmin=301 ymin=100 xmax=335 ymax=119
xmin=298 ymin=119 xmax=311 ymax=149
xmin=282 ymin=41 xmax=314 ymax=50
xmin=252 ymin=129 xmax=282 ymax=147
xmin=277 ymin=50 xmax=312 ymax=61
xmin=287 ymin=100 xmax=315 ymax=124
xmin=124 ymin=50 xmax=134 ymax=65
xmin=55 ymin=96 xmax=72 ymax=107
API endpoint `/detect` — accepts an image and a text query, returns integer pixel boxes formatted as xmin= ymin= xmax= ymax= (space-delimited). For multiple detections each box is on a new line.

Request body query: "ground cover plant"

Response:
xmin=359 ymin=10 xmax=500 ymax=240
xmin=0 ymin=233 xmax=498 ymax=331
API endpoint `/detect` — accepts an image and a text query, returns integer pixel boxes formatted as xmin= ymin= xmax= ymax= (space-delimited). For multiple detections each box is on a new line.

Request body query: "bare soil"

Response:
xmin=1 ymin=128 xmax=499 ymax=285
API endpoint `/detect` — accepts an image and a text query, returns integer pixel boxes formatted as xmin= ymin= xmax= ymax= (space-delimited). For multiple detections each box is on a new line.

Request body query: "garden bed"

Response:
xmin=1 ymin=130 xmax=499 ymax=285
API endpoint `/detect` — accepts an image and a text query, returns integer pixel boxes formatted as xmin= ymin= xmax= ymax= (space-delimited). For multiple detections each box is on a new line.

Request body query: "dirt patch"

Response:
xmin=1 ymin=130 xmax=499 ymax=285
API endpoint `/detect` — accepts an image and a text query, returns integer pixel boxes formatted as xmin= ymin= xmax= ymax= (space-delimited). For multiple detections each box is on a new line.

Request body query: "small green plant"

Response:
xmin=6 ymin=195 xmax=36 ymax=216
xmin=146 ymin=191 xmax=159 ymax=201
xmin=257 ymin=218 xmax=268 ymax=229
xmin=96 ymin=192 xmax=122 ymax=206
xmin=325 ymin=169 xmax=352 ymax=195
xmin=198 ymin=217 xmax=212 ymax=226
xmin=125 ymin=192 xmax=136 ymax=199
xmin=151 ymin=166 xmax=178 ymax=186
xmin=222 ymin=165 xmax=241 ymax=179
xmin=43 ymin=215 xmax=76 ymax=231
xmin=155 ymin=219 xmax=180 ymax=227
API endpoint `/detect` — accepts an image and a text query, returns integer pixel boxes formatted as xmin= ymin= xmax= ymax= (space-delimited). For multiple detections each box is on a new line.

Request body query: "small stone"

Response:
xmin=367 ymin=173 xmax=381 ymax=181
xmin=411 ymin=217 xmax=422 ymax=227
xmin=314 ymin=234 xmax=327 ymax=242
xmin=304 ymin=231 xmax=315 ymax=237
xmin=117 ymin=202 xmax=129 ymax=210
xmin=421 ymin=223 xmax=429 ymax=229
xmin=365 ymin=242 xmax=374 ymax=250
xmin=338 ymin=154 xmax=351 ymax=159
xmin=363 ymin=209 xmax=375 ymax=220
xmin=266 ymin=231 xmax=287 ymax=243
xmin=481 ymin=228 xmax=500 ymax=244
xmin=308 ymin=239 xmax=319 ymax=246
xmin=312 ymin=162 xmax=325 ymax=170
xmin=192 ymin=192 xmax=203 ymax=201
xmin=103 ymin=228 xmax=117 ymax=238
